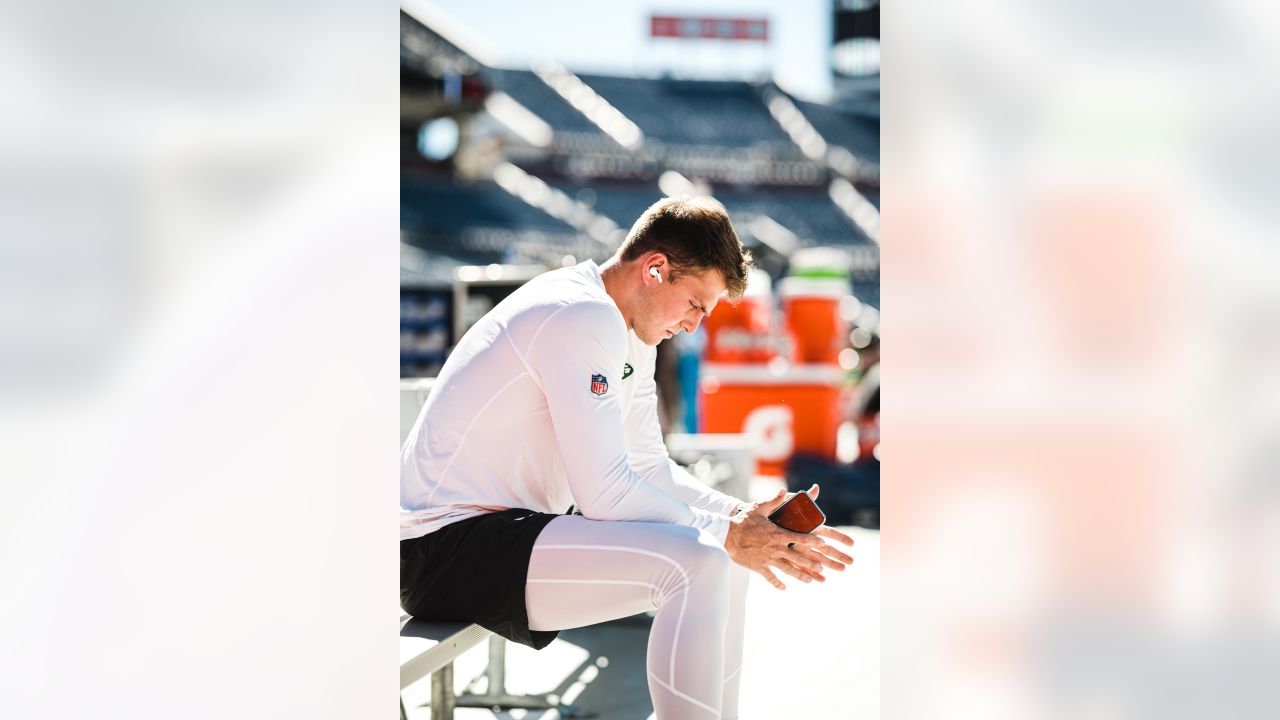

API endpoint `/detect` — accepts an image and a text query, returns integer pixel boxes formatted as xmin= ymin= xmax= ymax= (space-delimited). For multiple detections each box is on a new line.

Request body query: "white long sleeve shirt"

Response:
xmin=400 ymin=260 xmax=742 ymax=543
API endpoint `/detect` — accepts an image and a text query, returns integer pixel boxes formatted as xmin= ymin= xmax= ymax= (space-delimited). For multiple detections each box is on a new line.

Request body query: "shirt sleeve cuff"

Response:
xmin=694 ymin=508 xmax=731 ymax=545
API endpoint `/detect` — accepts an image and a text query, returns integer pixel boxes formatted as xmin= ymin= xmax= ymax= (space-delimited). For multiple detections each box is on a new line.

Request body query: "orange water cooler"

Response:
xmin=702 ymin=268 xmax=779 ymax=364
xmin=778 ymin=275 xmax=851 ymax=365
xmin=699 ymin=269 xmax=852 ymax=477
xmin=700 ymin=363 xmax=847 ymax=477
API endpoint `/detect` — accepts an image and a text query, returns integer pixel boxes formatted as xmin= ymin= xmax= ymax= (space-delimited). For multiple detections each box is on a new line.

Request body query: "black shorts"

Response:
xmin=400 ymin=508 xmax=562 ymax=650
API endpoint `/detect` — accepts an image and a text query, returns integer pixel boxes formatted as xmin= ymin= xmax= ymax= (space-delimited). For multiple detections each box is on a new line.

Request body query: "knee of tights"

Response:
xmin=685 ymin=534 xmax=731 ymax=580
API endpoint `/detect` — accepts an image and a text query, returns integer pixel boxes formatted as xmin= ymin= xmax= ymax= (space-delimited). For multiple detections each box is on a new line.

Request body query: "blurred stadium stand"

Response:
xmin=582 ymin=74 xmax=796 ymax=150
xmin=400 ymin=8 xmax=880 ymax=377
xmin=790 ymin=97 xmax=880 ymax=166
xmin=487 ymin=68 xmax=604 ymax=137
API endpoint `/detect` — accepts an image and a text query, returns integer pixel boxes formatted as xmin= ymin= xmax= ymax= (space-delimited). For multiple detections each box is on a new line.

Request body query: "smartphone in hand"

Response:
xmin=768 ymin=491 xmax=826 ymax=534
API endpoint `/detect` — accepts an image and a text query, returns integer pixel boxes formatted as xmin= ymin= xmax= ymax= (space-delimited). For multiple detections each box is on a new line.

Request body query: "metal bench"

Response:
xmin=400 ymin=616 xmax=576 ymax=719
xmin=400 ymin=616 xmax=491 ymax=720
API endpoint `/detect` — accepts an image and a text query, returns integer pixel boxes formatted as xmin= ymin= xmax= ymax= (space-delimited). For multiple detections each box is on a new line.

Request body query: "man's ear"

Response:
xmin=643 ymin=252 xmax=669 ymax=272
xmin=642 ymin=252 xmax=668 ymax=284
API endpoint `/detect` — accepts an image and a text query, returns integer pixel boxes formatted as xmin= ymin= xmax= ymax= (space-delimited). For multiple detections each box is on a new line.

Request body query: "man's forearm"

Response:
xmin=639 ymin=457 xmax=743 ymax=516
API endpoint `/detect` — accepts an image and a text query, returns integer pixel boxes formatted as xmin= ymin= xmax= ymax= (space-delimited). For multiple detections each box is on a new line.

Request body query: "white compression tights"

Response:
xmin=525 ymin=515 xmax=750 ymax=720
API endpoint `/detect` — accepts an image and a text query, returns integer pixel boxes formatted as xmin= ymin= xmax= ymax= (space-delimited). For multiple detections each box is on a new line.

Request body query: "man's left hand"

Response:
xmin=733 ymin=484 xmax=856 ymax=578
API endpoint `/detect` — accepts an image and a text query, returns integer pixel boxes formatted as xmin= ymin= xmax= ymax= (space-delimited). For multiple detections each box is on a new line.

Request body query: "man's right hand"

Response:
xmin=723 ymin=489 xmax=833 ymax=589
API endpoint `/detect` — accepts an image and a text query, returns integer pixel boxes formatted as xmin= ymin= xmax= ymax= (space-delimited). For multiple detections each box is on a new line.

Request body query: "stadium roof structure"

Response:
xmin=401 ymin=10 xmax=491 ymax=125
xmin=400 ymin=8 xmax=484 ymax=77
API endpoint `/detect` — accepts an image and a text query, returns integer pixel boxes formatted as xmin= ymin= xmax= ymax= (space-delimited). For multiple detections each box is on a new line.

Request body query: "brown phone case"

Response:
xmin=767 ymin=492 xmax=826 ymax=534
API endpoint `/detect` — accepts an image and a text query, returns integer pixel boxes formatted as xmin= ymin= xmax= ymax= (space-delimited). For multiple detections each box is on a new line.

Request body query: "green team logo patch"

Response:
xmin=622 ymin=363 xmax=633 ymax=380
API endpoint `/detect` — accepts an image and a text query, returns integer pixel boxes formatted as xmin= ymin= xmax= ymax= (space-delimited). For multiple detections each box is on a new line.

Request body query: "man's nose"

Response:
xmin=680 ymin=315 xmax=701 ymax=334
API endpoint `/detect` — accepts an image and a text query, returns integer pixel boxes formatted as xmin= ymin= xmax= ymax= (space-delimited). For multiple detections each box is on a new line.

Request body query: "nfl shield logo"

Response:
xmin=590 ymin=374 xmax=608 ymax=395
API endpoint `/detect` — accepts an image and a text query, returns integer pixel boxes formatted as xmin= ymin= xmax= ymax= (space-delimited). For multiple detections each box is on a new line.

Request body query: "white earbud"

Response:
xmin=650 ymin=267 xmax=663 ymax=283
